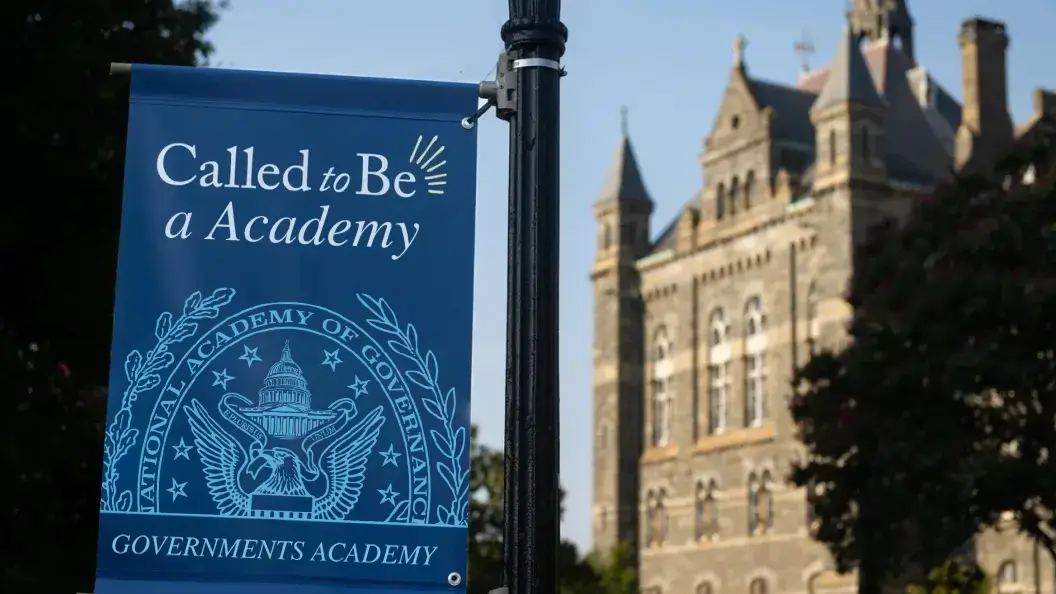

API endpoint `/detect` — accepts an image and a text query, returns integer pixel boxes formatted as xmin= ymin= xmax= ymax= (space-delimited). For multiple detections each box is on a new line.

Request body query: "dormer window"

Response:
xmin=716 ymin=183 xmax=726 ymax=220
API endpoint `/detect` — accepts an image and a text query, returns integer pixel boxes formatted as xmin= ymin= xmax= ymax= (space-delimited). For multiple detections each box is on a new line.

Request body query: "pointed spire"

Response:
xmin=812 ymin=24 xmax=885 ymax=113
xmin=281 ymin=340 xmax=292 ymax=361
xmin=597 ymin=112 xmax=651 ymax=204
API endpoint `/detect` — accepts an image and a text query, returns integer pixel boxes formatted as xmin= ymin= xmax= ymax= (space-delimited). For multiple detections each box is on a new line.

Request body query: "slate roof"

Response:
xmin=637 ymin=36 xmax=976 ymax=253
xmin=812 ymin=26 xmax=886 ymax=113
xmin=597 ymin=134 xmax=652 ymax=203
xmin=731 ymin=38 xmax=960 ymax=186
xmin=748 ymin=80 xmax=818 ymax=146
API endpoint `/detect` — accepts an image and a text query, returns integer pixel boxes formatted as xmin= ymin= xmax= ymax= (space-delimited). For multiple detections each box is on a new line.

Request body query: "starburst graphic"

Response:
xmin=408 ymin=134 xmax=447 ymax=195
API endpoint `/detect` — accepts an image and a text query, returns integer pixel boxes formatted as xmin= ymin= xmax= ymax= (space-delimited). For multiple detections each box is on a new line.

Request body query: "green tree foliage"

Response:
xmin=582 ymin=542 xmax=638 ymax=594
xmin=790 ymin=127 xmax=1056 ymax=586
xmin=466 ymin=427 xmax=636 ymax=594
xmin=905 ymin=559 xmax=990 ymax=594
xmin=3 ymin=2 xmax=225 ymax=591
xmin=468 ymin=426 xmax=505 ymax=594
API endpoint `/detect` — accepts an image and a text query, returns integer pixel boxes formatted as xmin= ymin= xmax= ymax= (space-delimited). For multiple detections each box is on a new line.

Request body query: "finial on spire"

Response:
xmin=282 ymin=340 xmax=292 ymax=360
xmin=733 ymin=34 xmax=747 ymax=67
xmin=620 ymin=106 xmax=628 ymax=137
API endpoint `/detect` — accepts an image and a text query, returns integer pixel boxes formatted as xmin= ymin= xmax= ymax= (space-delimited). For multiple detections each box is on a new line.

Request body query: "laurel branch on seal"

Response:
xmin=101 ymin=287 xmax=237 ymax=512
xmin=357 ymin=293 xmax=469 ymax=527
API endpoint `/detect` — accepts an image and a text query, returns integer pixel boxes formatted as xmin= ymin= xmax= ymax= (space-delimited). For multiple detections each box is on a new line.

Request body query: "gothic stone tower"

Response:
xmin=591 ymin=117 xmax=653 ymax=557
xmin=850 ymin=0 xmax=915 ymax=63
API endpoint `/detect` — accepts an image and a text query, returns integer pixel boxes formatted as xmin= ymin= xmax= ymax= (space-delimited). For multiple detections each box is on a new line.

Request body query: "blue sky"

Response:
xmin=210 ymin=0 xmax=1054 ymax=551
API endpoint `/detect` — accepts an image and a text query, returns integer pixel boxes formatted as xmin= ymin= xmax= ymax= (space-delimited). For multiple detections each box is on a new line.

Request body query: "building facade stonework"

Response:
xmin=590 ymin=3 xmax=1056 ymax=594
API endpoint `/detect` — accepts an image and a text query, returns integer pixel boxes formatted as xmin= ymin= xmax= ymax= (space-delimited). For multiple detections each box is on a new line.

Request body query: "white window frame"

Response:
xmin=651 ymin=327 xmax=674 ymax=447
xmin=744 ymin=297 xmax=767 ymax=427
xmin=707 ymin=309 xmax=729 ymax=434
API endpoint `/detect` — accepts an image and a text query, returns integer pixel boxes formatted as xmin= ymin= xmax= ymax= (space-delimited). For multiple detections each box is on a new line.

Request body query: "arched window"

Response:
xmin=601 ymin=224 xmax=611 ymax=250
xmin=696 ymin=582 xmax=714 ymax=594
xmin=862 ymin=127 xmax=871 ymax=162
xmin=655 ymin=489 xmax=669 ymax=545
xmin=716 ymin=183 xmax=726 ymax=220
xmin=707 ymin=309 xmax=730 ymax=434
xmin=829 ymin=129 xmax=837 ymax=166
xmin=758 ymin=470 xmax=774 ymax=533
xmin=744 ymin=297 xmax=767 ymax=427
xmin=806 ymin=282 xmax=819 ymax=356
xmin=744 ymin=171 xmax=755 ymax=210
xmin=694 ymin=481 xmax=707 ymax=541
xmin=695 ymin=479 xmax=719 ymax=541
xmin=749 ymin=578 xmax=768 ymax=594
xmin=728 ymin=177 xmax=739 ymax=215
xmin=644 ymin=490 xmax=656 ymax=546
xmin=651 ymin=327 xmax=673 ymax=447
xmin=1024 ymin=164 xmax=1037 ymax=185
xmin=997 ymin=561 xmax=1017 ymax=592
xmin=747 ymin=473 xmax=758 ymax=534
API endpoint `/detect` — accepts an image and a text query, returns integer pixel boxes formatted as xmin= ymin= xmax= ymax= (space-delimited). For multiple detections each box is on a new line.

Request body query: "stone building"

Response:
xmin=590 ymin=2 xmax=1055 ymax=594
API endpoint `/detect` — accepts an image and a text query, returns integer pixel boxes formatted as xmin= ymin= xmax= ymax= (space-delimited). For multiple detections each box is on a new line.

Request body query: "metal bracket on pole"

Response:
xmin=469 ymin=52 xmax=515 ymax=124
xmin=467 ymin=51 xmax=566 ymax=127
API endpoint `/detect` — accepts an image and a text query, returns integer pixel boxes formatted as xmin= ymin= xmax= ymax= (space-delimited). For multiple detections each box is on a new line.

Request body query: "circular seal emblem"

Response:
xmin=105 ymin=290 xmax=468 ymax=528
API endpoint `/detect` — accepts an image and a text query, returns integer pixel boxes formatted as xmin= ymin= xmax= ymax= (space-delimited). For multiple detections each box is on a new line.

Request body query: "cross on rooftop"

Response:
xmin=733 ymin=34 xmax=747 ymax=66
xmin=794 ymin=29 xmax=815 ymax=72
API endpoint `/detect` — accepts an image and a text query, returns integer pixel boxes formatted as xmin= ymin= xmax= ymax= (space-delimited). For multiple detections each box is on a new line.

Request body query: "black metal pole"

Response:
xmin=499 ymin=1 xmax=567 ymax=594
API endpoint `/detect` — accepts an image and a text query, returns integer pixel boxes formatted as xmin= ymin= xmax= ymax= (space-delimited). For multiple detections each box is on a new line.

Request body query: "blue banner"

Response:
xmin=96 ymin=65 xmax=478 ymax=594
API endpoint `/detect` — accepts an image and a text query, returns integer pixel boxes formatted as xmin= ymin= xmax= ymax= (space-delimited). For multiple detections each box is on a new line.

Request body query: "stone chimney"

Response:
xmin=955 ymin=17 xmax=1014 ymax=172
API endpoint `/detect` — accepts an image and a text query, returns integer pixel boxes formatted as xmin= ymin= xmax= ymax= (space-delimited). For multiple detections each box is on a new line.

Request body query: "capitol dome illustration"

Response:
xmin=239 ymin=341 xmax=336 ymax=439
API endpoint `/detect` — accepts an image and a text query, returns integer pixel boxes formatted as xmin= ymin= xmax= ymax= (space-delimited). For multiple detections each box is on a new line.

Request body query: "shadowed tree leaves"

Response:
xmin=791 ymin=128 xmax=1056 ymax=585
xmin=468 ymin=426 xmax=506 ymax=594
xmin=4 ymin=0 xmax=226 ymax=383
xmin=2 ymin=1 xmax=224 ymax=591
xmin=0 ymin=325 xmax=108 ymax=591
xmin=466 ymin=426 xmax=636 ymax=594
xmin=906 ymin=559 xmax=990 ymax=594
